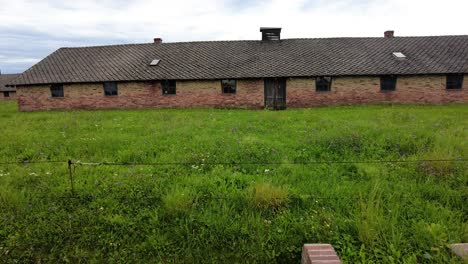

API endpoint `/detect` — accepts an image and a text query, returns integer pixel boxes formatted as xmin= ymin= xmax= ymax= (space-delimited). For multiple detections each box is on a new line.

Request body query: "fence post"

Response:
xmin=68 ymin=160 xmax=75 ymax=195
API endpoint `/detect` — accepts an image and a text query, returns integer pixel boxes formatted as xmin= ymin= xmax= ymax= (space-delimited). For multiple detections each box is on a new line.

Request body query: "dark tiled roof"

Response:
xmin=0 ymin=74 xmax=19 ymax=91
xmin=11 ymin=36 xmax=468 ymax=85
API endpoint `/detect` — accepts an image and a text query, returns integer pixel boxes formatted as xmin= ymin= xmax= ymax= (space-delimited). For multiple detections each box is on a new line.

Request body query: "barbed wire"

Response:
xmin=22 ymin=192 xmax=467 ymax=201
xmin=0 ymin=160 xmax=65 ymax=165
xmin=2 ymin=158 xmax=466 ymax=196
xmin=0 ymin=158 xmax=466 ymax=166
xmin=75 ymin=159 xmax=468 ymax=166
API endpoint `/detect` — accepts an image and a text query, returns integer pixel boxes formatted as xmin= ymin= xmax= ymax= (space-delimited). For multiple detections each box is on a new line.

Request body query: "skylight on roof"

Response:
xmin=392 ymin=52 xmax=406 ymax=59
xmin=150 ymin=59 xmax=160 ymax=66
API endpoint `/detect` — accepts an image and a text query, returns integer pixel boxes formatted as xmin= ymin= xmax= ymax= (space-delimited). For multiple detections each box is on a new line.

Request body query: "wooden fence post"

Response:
xmin=68 ymin=160 xmax=75 ymax=195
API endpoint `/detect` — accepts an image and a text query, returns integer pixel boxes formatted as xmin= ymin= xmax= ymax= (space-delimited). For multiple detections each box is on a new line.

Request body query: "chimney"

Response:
xmin=153 ymin=38 xmax=163 ymax=44
xmin=384 ymin=30 xmax=394 ymax=38
xmin=260 ymin=27 xmax=282 ymax=41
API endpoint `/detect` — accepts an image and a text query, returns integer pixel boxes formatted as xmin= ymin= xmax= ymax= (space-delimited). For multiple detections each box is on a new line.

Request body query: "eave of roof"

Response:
xmin=0 ymin=74 xmax=20 ymax=89
xmin=0 ymin=87 xmax=16 ymax=92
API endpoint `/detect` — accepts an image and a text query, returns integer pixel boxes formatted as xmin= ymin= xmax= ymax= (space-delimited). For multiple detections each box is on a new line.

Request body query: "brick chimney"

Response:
xmin=384 ymin=30 xmax=394 ymax=38
xmin=260 ymin=27 xmax=282 ymax=41
xmin=154 ymin=38 xmax=163 ymax=44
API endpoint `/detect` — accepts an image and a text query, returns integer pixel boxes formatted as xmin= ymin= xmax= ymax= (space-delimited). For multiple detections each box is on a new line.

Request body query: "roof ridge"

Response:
xmin=61 ymin=40 xmax=261 ymax=49
xmin=0 ymin=73 xmax=21 ymax=76
xmin=60 ymin=35 xmax=468 ymax=49
xmin=286 ymin=35 xmax=468 ymax=40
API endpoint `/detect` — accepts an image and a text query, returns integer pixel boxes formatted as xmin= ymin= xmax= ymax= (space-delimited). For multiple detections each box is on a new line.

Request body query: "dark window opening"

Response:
xmin=221 ymin=79 xmax=236 ymax=94
xmin=316 ymin=76 xmax=332 ymax=92
xmin=3 ymin=91 xmax=10 ymax=98
xmin=50 ymin=84 xmax=64 ymax=97
xmin=103 ymin=82 xmax=118 ymax=96
xmin=162 ymin=80 xmax=176 ymax=95
xmin=380 ymin=75 xmax=397 ymax=91
xmin=446 ymin=74 xmax=464 ymax=90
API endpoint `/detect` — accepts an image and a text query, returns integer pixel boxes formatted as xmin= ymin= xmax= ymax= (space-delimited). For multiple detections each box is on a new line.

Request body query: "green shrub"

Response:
xmin=418 ymin=150 xmax=459 ymax=176
xmin=251 ymin=182 xmax=289 ymax=210
xmin=162 ymin=187 xmax=195 ymax=215
xmin=382 ymin=132 xmax=435 ymax=158
xmin=355 ymin=183 xmax=384 ymax=247
xmin=318 ymin=131 xmax=367 ymax=156
xmin=0 ymin=186 xmax=27 ymax=214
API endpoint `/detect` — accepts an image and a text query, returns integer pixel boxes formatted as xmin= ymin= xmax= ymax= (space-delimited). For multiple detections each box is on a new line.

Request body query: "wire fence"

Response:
xmin=0 ymin=160 xmax=64 ymax=165
xmin=1 ymin=158 xmax=466 ymax=196
xmin=0 ymin=158 xmax=467 ymax=166
xmin=28 ymin=192 xmax=466 ymax=201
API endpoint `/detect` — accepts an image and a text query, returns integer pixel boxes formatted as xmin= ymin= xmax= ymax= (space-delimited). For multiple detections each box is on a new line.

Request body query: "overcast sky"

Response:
xmin=1 ymin=0 xmax=467 ymax=74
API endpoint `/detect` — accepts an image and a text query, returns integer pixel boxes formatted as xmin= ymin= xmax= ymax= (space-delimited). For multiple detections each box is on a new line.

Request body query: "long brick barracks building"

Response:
xmin=9 ymin=28 xmax=468 ymax=111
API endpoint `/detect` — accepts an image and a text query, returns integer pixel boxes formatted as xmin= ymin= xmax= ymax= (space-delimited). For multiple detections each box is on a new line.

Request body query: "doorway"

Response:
xmin=264 ymin=78 xmax=286 ymax=110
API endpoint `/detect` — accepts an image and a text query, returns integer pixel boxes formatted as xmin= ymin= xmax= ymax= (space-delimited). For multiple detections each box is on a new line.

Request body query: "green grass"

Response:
xmin=0 ymin=101 xmax=467 ymax=263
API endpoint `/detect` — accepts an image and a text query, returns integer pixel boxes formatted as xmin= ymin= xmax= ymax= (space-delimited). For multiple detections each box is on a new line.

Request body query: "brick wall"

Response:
xmin=17 ymin=75 xmax=467 ymax=111
xmin=0 ymin=91 xmax=17 ymax=101
xmin=287 ymin=75 xmax=467 ymax=108
xmin=17 ymin=79 xmax=264 ymax=111
xmin=301 ymin=244 xmax=341 ymax=264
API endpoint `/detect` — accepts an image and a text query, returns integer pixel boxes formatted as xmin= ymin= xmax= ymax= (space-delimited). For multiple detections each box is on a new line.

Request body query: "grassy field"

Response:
xmin=0 ymin=101 xmax=467 ymax=263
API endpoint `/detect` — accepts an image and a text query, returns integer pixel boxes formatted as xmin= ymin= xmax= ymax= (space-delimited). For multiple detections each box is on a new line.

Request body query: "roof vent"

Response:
xmin=150 ymin=59 xmax=160 ymax=66
xmin=260 ymin=27 xmax=281 ymax=41
xmin=392 ymin=52 xmax=406 ymax=59
xmin=154 ymin=38 xmax=163 ymax=44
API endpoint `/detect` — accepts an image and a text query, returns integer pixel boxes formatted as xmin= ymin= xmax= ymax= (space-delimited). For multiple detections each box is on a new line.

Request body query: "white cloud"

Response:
xmin=0 ymin=0 xmax=467 ymax=73
xmin=2 ymin=58 xmax=40 ymax=64
xmin=2 ymin=0 xmax=468 ymax=41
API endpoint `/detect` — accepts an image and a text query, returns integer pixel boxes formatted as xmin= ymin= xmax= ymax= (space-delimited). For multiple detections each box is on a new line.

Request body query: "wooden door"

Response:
xmin=264 ymin=78 xmax=286 ymax=110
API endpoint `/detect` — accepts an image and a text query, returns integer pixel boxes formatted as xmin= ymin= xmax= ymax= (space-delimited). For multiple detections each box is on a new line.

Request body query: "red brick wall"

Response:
xmin=287 ymin=75 xmax=467 ymax=108
xmin=301 ymin=244 xmax=341 ymax=264
xmin=17 ymin=79 xmax=264 ymax=111
xmin=16 ymin=75 xmax=467 ymax=111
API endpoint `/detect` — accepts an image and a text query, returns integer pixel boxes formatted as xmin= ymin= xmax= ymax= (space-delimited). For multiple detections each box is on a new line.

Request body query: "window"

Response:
xmin=103 ymin=82 xmax=118 ymax=96
xmin=162 ymin=80 xmax=176 ymax=95
xmin=3 ymin=91 xmax=10 ymax=98
xmin=221 ymin=79 xmax=236 ymax=94
xmin=446 ymin=74 xmax=464 ymax=90
xmin=149 ymin=59 xmax=160 ymax=66
xmin=50 ymin=84 xmax=64 ymax=97
xmin=392 ymin=52 xmax=406 ymax=59
xmin=380 ymin=75 xmax=397 ymax=91
xmin=315 ymin=76 xmax=332 ymax=92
